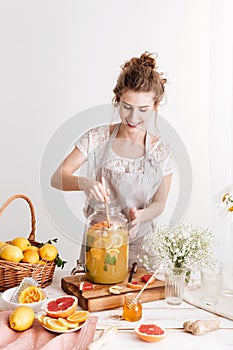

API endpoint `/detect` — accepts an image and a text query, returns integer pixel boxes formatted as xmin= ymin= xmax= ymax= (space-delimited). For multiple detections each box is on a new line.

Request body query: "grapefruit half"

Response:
xmin=135 ymin=323 xmax=166 ymax=343
xmin=44 ymin=295 xmax=78 ymax=318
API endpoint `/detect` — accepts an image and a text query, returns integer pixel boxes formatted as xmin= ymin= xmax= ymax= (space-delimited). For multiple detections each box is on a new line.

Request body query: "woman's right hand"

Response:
xmin=78 ymin=177 xmax=110 ymax=202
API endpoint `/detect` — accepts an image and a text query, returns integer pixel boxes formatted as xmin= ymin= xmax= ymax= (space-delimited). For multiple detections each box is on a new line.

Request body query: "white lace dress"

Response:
xmin=75 ymin=123 xmax=176 ymax=265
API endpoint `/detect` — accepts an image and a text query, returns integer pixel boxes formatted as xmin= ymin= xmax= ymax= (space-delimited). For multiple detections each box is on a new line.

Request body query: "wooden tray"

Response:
xmin=61 ymin=268 xmax=165 ymax=312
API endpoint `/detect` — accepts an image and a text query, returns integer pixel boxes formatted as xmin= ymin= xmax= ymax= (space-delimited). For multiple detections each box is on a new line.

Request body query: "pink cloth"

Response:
xmin=0 ymin=310 xmax=97 ymax=350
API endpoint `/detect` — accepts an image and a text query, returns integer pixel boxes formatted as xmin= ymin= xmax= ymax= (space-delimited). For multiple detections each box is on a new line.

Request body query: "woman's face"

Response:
xmin=118 ymin=90 xmax=156 ymax=129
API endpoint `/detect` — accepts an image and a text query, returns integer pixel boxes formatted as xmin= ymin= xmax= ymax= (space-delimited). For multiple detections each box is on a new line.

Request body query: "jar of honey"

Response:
xmin=123 ymin=293 xmax=142 ymax=322
xmin=85 ymin=203 xmax=129 ymax=284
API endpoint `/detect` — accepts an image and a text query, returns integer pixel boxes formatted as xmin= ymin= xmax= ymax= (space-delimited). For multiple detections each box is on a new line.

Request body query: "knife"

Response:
xmin=128 ymin=262 xmax=138 ymax=283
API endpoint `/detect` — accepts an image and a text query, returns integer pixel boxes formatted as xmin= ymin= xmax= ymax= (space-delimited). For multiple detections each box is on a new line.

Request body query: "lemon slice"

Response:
xmin=57 ymin=318 xmax=79 ymax=328
xmin=106 ymin=248 xmax=120 ymax=257
xmin=94 ymin=237 xmax=113 ymax=250
xmin=111 ymin=233 xmax=123 ymax=248
xmin=45 ymin=318 xmax=68 ymax=331
xmin=37 ymin=314 xmax=47 ymax=325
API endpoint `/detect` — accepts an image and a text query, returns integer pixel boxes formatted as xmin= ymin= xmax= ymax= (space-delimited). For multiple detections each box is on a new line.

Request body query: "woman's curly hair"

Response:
xmin=113 ymin=51 xmax=167 ymax=106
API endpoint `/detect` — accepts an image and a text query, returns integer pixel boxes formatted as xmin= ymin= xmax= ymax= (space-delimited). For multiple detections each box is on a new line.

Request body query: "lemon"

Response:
xmin=38 ymin=243 xmax=58 ymax=261
xmin=0 ymin=244 xmax=24 ymax=262
xmin=9 ymin=306 xmax=35 ymax=331
xmin=11 ymin=237 xmax=31 ymax=252
xmin=25 ymin=245 xmax=38 ymax=252
xmin=22 ymin=249 xmax=40 ymax=264
xmin=0 ymin=241 xmax=6 ymax=249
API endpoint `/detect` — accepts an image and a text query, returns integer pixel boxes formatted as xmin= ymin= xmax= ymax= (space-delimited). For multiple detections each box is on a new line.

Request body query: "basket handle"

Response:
xmin=0 ymin=194 xmax=36 ymax=241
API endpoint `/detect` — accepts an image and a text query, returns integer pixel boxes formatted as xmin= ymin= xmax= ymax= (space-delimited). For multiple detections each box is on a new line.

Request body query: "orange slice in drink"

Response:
xmin=66 ymin=310 xmax=89 ymax=323
xmin=90 ymin=248 xmax=105 ymax=260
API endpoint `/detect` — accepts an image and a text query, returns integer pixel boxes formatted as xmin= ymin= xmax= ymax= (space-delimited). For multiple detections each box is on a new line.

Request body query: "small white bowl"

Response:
xmin=1 ymin=286 xmax=47 ymax=312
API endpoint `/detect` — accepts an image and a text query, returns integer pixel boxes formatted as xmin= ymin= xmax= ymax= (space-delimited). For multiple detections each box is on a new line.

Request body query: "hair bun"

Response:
xmin=122 ymin=51 xmax=156 ymax=71
xmin=139 ymin=51 xmax=156 ymax=69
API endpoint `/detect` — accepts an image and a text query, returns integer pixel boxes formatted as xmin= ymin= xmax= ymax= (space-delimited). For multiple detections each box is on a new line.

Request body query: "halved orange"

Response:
xmin=18 ymin=286 xmax=44 ymax=303
xmin=66 ymin=310 xmax=89 ymax=323
xmin=135 ymin=323 xmax=166 ymax=343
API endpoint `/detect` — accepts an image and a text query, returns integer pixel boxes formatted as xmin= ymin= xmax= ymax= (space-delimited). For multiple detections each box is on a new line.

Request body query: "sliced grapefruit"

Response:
xmin=141 ymin=274 xmax=156 ymax=284
xmin=135 ymin=323 xmax=166 ymax=342
xmin=44 ymin=295 xmax=78 ymax=318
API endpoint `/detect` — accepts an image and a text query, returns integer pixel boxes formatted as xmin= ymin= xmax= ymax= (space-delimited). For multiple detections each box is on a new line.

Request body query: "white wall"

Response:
xmin=0 ymin=0 xmax=232 ymax=269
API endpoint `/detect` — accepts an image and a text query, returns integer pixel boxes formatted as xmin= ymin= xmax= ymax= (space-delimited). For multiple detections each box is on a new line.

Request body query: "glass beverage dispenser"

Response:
xmin=85 ymin=204 xmax=129 ymax=284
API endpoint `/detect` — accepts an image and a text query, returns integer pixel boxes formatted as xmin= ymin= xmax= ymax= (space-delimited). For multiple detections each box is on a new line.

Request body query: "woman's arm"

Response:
xmin=129 ymin=174 xmax=172 ymax=236
xmin=51 ymin=147 xmax=109 ymax=202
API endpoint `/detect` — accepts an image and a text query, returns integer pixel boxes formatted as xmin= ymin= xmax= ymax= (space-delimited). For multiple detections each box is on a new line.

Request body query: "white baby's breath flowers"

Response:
xmin=217 ymin=191 xmax=233 ymax=222
xmin=139 ymin=223 xmax=216 ymax=272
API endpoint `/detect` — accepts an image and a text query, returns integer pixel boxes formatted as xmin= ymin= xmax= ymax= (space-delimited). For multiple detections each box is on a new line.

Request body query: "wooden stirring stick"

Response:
xmin=102 ymin=176 xmax=111 ymax=228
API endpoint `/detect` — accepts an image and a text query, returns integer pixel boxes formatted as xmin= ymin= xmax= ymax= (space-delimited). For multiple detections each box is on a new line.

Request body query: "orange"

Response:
xmin=18 ymin=286 xmax=43 ymax=303
xmin=66 ymin=310 xmax=89 ymax=323
xmin=135 ymin=323 xmax=166 ymax=343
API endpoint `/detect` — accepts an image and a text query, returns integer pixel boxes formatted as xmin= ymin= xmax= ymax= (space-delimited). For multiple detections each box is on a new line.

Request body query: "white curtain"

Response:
xmin=209 ymin=0 xmax=233 ymax=261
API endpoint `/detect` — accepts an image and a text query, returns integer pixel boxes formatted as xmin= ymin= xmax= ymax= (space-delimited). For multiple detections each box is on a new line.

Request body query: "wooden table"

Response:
xmin=1 ymin=269 xmax=233 ymax=349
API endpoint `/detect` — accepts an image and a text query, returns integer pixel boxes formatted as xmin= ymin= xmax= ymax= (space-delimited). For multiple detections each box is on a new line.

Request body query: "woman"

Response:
xmin=51 ymin=51 xmax=176 ymax=265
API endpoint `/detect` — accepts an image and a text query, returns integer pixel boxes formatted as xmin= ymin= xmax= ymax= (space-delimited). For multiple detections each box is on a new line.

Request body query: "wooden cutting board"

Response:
xmin=61 ymin=268 xmax=165 ymax=312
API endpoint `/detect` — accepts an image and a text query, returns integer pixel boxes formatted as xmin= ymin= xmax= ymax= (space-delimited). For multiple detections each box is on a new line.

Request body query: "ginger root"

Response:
xmin=183 ymin=319 xmax=220 ymax=335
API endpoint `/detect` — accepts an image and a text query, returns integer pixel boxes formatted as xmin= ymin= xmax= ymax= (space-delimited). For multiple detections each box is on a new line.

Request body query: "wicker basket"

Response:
xmin=0 ymin=194 xmax=56 ymax=292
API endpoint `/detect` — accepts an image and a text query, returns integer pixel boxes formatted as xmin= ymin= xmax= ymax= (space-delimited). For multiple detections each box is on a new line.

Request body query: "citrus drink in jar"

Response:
xmin=85 ymin=205 xmax=128 ymax=284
